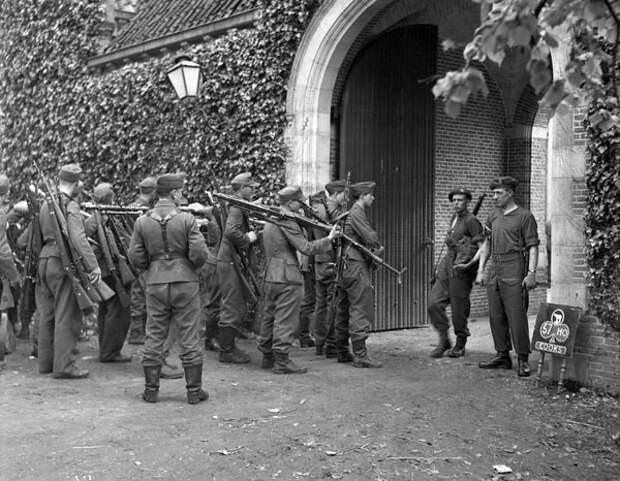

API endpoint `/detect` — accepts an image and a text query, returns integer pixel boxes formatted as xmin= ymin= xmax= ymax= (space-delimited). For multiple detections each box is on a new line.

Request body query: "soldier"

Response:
xmin=468 ymin=176 xmax=539 ymax=377
xmin=258 ymin=186 xmax=340 ymax=374
xmin=310 ymin=179 xmax=347 ymax=358
xmin=127 ymin=176 xmax=156 ymax=344
xmin=86 ymin=183 xmax=132 ymax=363
xmin=37 ymin=164 xmax=100 ymax=379
xmin=428 ymin=188 xmax=483 ymax=358
xmin=336 ymin=181 xmax=383 ymax=368
xmin=128 ymin=173 xmax=209 ymax=404
xmin=216 ymin=172 xmax=259 ymax=364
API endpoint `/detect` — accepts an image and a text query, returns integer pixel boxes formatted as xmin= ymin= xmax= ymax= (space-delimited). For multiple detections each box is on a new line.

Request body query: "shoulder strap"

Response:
xmin=147 ymin=210 xmax=179 ymax=253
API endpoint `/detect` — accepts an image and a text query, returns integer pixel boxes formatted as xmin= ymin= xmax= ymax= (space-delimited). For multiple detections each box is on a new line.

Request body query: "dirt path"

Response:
xmin=1 ymin=319 xmax=618 ymax=481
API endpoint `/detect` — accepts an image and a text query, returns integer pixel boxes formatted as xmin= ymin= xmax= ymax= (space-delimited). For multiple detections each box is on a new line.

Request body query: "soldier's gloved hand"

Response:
xmin=328 ymin=224 xmax=342 ymax=240
xmin=522 ymin=270 xmax=537 ymax=289
xmin=247 ymin=231 xmax=258 ymax=243
xmin=88 ymin=267 xmax=102 ymax=286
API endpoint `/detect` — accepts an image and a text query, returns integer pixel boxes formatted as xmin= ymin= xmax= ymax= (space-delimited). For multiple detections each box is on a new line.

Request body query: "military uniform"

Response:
xmin=478 ymin=176 xmax=539 ymax=377
xmin=128 ymin=174 xmax=209 ymax=404
xmin=258 ymin=186 xmax=333 ymax=374
xmin=37 ymin=164 xmax=98 ymax=379
xmin=337 ymin=181 xmax=383 ymax=368
xmin=428 ymin=188 xmax=483 ymax=358
xmin=128 ymin=176 xmax=156 ymax=344
xmin=85 ymin=183 xmax=131 ymax=363
xmin=310 ymin=181 xmax=345 ymax=357
xmin=216 ymin=172 xmax=259 ymax=363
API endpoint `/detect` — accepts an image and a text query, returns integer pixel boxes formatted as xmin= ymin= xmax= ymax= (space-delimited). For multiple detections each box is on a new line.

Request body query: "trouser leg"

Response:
xmin=342 ymin=261 xmax=373 ymax=343
xmin=36 ymin=260 xmax=54 ymax=374
xmin=449 ymin=275 xmax=474 ymax=338
xmin=173 ymin=282 xmax=203 ymax=368
xmin=487 ymin=278 xmax=512 ymax=353
xmin=98 ymin=278 xmax=131 ymax=361
xmin=272 ymin=283 xmax=303 ymax=355
xmin=142 ymin=284 xmax=170 ymax=367
xmin=428 ymin=277 xmax=450 ymax=332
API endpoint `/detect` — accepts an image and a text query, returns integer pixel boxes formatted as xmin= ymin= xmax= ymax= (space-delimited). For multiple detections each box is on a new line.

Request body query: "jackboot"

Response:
xmin=262 ymin=352 xmax=275 ymax=369
xmin=352 ymin=339 xmax=383 ymax=368
xmin=161 ymin=358 xmax=183 ymax=379
xmin=272 ymin=352 xmax=307 ymax=374
xmin=429 ymin=331 xmax=451 ymax=358
xmin=447 ymin=335 xmax=467 ymax=358
xmin=218 ymin=326 xmax=250 ymax=364
xmin=337 ymin=349 xmax=354 ymax=363
xmin=184 ymin=364 xmax=209 ymax=404
xmin=299 ymin=336 xmax=316 ymax=348
xmin=315 ymin=344 xmax=324 ymax=356
xmin=142 ymin=365 xmax=161 ymax=403
xmin=325 ymin=345 xmax=338 ymax=358
xmin=479 ymin=352 xmax=512 ymax=369
xmin=128 ymin=315 xmax=146 ymax=345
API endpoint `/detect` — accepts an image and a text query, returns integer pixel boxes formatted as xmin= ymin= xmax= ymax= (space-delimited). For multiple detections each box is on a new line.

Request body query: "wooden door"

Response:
xmin=339 ymin=25 xmax=437 ymax=330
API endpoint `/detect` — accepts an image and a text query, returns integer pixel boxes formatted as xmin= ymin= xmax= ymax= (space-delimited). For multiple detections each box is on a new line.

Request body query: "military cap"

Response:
xmin=231 ymin=172 xmax=259 ymax=188
xmin=59 ymin=164 xmax=82 ymax=183
xmin=93 ymin=182 xmax=114 ymax=202
xmin=139 ymin=176 xmax=157 ymax=192
xmin=325 ymin=179 xmax=346 ymax=195
xmin=350 ymin=181 xmax=376 ymax=197
xmin=0 ymin=174 xmax=9 ymax=196
xmin=156 ymin=173 xmax=185 ymax=190
xmin=448 ymin=188 xmax=472 ymax=201
xmin=278 ymin=186 xmax=304 ymax=203
xmin=489 ymin=176 xmax=518 ymax=192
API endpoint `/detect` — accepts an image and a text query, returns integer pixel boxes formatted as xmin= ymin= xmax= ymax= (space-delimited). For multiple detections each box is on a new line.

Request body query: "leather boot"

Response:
xmin=447 ymin=335 xmax=467 ymax=358
xmin=299 ymin=336 xmax=316 ymax=348
xmin=325 ymin=345 xmax=338 ymax=358
xmin=262 ymin=352 xmax=275 ymax=369
xmin=352 ymin=339 xmax=383 ymax=368
xmin=517 ymin=356 xmax=531 ymax=377
xmin=161 ymin=358 xmax=183 ymax=379
xmin=429 ymin=331 xmax=451 ymax=358
xmin=479 ymin=352 xmax=512 ymax=369
xmin=337 ymin=349 xmax=354 ymax=363
xmin=218 ymin=326 xmax=250 ymax=364
xmin=315 ymin=344 xmax=324 ymax=356
xmin=143 ymin=365 xmax=161 ymax=403
xmin=184 ymin=364 xmax=209 ymax=404
xmin=272 ymin=352 xmax=307 ymax=374
xmin=128 ymin=315 xmax=146 ymax=345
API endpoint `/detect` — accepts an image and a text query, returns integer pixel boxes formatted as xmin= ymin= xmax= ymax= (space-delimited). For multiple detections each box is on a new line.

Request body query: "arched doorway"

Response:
xmin=338 ymin=25 xmax=437 ymax=330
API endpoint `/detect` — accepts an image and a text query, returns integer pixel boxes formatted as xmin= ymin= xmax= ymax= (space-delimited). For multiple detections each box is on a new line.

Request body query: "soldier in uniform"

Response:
xmin=310 ymin=179 xmax=347 ymax=358
xmin=37 ymin=164 xmax=100 ymax=379
xmin=86 ymin=183 xmax=132 ymax=363
xmin=258 ymin=186 xmax=340 ymax=374
xmin=336 ymin=181 xmax=383 ymax=368
xmin=128 ymin=173 xmax=209 ymax=404
xmin=469 ymin=176 xmax=539 ymax=377
xmin=428 ymin=188 xmax=483 ymax=358
xmin=216 ymin=172 xmax=259 ymax=364
xmin=127 ymin=176 xmax=156 ymax=344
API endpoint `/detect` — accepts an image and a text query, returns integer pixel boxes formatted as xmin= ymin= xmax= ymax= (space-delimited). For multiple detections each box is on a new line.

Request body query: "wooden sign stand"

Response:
xmin=531 ymin=303 xmax=583 ymax=393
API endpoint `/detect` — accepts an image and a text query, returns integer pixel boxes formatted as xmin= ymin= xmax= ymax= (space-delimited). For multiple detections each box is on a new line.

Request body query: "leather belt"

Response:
xmin=490 ymin=252 xmax=523 ymax=262
xmin=150 ymin=252 xmax=185 ymax=261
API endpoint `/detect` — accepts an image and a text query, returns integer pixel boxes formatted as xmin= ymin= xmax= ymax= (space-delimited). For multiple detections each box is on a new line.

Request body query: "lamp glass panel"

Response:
xmin=183 ymin=66 xmax=201 ymax=97
xmin=167 ymin=67 xmax=187 ymax=99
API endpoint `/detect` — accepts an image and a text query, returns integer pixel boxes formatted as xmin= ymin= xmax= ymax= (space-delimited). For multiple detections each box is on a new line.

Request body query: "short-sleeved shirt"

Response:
xmin=486 ymin=206 xmax=539 ymax=255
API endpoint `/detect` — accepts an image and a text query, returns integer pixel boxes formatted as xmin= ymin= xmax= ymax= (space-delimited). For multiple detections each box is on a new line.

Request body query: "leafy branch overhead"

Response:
xmin=433 ymin=0 xmax=619 ymax=130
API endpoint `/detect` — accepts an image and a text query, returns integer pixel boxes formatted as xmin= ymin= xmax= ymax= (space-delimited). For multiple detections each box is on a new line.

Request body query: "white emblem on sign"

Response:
xmin=540 ymin=309 xmax=570 ymax=344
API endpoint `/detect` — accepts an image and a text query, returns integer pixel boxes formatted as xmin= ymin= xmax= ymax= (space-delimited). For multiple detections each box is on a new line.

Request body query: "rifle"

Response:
xmin=208 ymin=173 xmax=261 ymax=304
xmin=106 ymin=217 xmax=137 ymax=285
xmin=35 ymin=164 xmax=115 ymax=313
xmin=92 ymin=210 xmax=131 ymax=308
xmin=472 ymin=193 xmax=486 ymax=216
xmin=213 ymin=192 xmax=407 ymax=283
xmin=18 ymin=185 xmax=43 ymax=325
xmin=335 ymin=173 xmax=351 ymax=284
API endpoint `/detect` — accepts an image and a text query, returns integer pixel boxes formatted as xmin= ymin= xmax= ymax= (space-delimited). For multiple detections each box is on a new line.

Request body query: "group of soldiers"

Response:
xmin=0 ymin=164 xmax=539 ymax=404
xmin=0 ymin=165 xmax=385 ymax=405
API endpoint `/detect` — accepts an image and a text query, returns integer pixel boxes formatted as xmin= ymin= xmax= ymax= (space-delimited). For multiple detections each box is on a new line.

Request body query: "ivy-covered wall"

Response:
xmin=585 ymin=97 xmax=620 ymax=333
xmin=0 ymin=0 xmax=321 ymax=204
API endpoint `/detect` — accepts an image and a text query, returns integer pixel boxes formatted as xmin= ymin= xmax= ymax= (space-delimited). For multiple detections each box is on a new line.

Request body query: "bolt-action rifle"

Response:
xmin=92 ymin=210 xmax=131 ymax=308
xmin=213 ymin=192 xmax=407 ymax=283
xmin=18 ymin=185 xmax=43 ymax=325
xmin=34 ymin=164 xmax=115 ymax=314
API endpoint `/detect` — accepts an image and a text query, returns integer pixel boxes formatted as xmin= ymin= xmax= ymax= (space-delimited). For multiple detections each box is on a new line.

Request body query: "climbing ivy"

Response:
xmin=0 ymin=0 xmax=322 ymax=204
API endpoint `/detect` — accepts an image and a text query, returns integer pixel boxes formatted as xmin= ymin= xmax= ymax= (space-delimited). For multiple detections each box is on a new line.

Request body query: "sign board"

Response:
xmin=531 ymin=303 xmax=582 ymax=357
